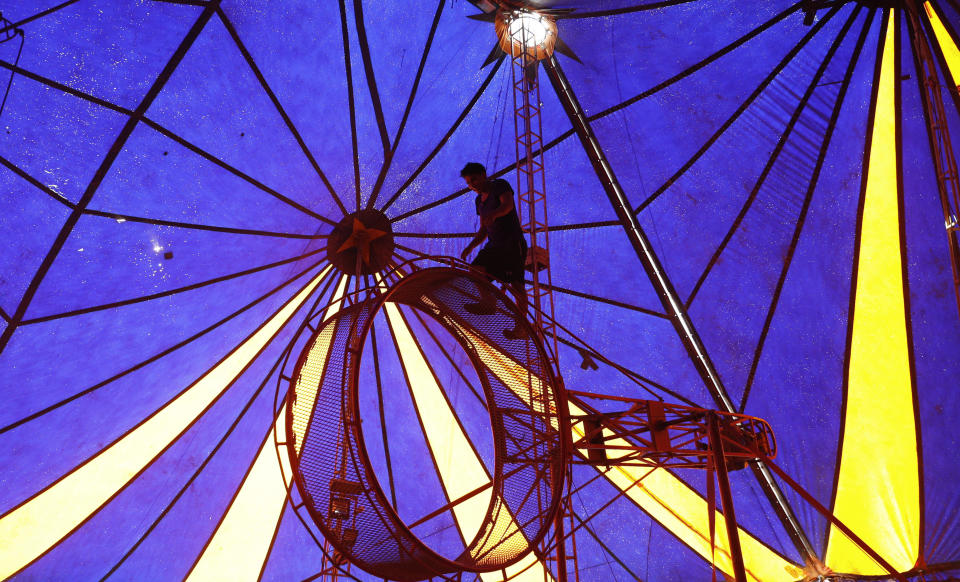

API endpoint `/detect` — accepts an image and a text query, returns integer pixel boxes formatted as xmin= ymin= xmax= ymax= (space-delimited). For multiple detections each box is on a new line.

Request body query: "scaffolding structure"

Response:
xmin=565 ymin=391 xmax=779 ymax=582
xmin=563 ymin=390 xmax=907 ymax=582
xmin=504 ymin=10 xmax=574 ymax=582
xmin=316 ymin=537 xmax=352 ymax=582
xmin=507 ymin=12 xmax=560 ymax=363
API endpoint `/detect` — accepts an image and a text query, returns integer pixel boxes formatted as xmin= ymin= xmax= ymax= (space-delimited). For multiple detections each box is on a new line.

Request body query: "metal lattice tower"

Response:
xmin=507 ymin=12 xmax=560 ymax=363
xmin=907 ymin=0 xmax=960 ymax=320
xmin=504 ymin=10 xmax=576 ymax=582
xmin=317 ymin=538 xmax=351 ymax=581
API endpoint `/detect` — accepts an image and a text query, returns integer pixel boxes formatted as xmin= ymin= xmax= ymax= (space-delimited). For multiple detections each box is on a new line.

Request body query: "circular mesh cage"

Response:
xmin=286 ymin=267 xmax=566 ymax=581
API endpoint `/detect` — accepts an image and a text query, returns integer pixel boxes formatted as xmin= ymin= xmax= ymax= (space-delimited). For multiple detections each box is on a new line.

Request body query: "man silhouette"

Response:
xmin=459 ymin=162 xmax=528 ymax=337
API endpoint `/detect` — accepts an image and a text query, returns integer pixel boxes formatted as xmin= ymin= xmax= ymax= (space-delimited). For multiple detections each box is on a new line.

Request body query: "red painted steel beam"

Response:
xmin=707 ymin=413 xmax=748 ymax=582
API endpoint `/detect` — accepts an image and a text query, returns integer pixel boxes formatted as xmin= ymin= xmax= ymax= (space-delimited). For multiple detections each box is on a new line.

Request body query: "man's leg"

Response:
xmin=503 ymin=279 xmax=530 ymax=339
xmin=511 ymin=280 xmax=528 ymax=315
xmin=465 ymin=263 xmax=497 ymax=315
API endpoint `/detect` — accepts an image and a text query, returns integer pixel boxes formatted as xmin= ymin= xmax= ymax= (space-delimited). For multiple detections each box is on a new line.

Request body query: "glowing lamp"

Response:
xmin=495 ymin=10 xmax=557 ymax=63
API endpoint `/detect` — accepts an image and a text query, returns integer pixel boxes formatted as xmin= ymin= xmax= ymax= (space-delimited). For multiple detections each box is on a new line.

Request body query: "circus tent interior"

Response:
xmin=1 ymin=0 xmax=960 ymax=580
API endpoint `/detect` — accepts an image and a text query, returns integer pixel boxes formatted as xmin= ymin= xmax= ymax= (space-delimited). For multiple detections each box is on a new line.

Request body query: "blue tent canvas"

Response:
xmin=1 ymin=1 xmax=959 ymax=580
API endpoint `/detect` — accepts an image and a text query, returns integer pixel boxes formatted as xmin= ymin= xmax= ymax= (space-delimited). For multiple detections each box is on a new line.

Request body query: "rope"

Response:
xmin=0 ymin=20 xmax=24 ymax=119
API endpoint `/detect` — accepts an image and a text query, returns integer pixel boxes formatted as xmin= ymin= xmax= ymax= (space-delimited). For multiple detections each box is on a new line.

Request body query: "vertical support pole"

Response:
xmin=707 ymin=414 xmax=747 ymax=582
xmin=319 ymin=537 xmax=346 ymax=581
xmin=552 ymin=495 xmax=571 ymax=582
xmin=550 ymin=378 xmax=577 ymax=582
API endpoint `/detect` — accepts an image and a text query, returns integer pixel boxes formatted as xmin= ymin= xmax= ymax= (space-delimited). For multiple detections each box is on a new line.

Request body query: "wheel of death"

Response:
xmin=284 ymin=267 xmax=567 ymax=581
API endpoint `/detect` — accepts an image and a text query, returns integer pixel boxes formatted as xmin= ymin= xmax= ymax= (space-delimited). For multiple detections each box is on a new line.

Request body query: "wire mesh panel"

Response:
xmin=286 ymin=267 xmax=566 ymax=580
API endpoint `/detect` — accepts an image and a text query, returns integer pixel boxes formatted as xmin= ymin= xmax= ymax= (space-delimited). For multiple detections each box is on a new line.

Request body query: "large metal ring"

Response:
xmin=285 ymin=267 xmax=566 ymax=581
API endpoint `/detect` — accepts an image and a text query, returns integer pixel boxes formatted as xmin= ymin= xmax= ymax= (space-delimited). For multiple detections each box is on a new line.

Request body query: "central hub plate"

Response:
xmin=326 ymin=209 xmax=395 ymax=275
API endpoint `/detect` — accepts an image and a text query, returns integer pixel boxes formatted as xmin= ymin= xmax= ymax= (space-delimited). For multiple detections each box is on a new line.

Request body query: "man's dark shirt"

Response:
xmin=475 ymin=178 xmax=523 ymax=248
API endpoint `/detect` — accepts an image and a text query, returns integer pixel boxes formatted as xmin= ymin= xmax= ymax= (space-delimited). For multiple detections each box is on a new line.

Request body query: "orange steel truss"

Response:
xmin=565 ymin=391 xmax=777 ymax=582
xmin=507 ymin=12 xmax=559 ymax=362
xmin=504 ymin=12 xmax=571 ymax=582
xmin=317 ymin=536 xmax=353 ymax=581
xmin=563 ymin=390 xmax=908 ymax=582
xmin=565 ymin=391 xmax=776 ymax=470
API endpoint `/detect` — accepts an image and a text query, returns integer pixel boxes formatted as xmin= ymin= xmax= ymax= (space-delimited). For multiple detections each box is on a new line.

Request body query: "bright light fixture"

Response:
xmin=495 ymin=9 xmax=558 ymax=63
xmin=509 ymin=12 xmax=551 ymax=48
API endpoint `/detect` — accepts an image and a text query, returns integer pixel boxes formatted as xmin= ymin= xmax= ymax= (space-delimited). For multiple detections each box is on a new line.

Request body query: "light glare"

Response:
xmin=509 ymin=12 xmax=551 ymax=48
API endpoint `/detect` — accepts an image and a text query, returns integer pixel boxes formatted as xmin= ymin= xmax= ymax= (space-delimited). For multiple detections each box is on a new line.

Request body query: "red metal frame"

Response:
xmin=316 ymin=537 xmax=353 ymax=581
xmin=284 ymin=265 xmax=566 ymax=581
xmin=507 ymin=10 xmax=560 ymax=363
xmin=283 ymin=257 xmax=912 ymax=581
xmin=502 ymin=11 xmax=573 ymax=582
xmin=564 ymin=390 xmax=909 ymax=582
xmin=564 ymin=391 xmax=776 ymax=582
xmin=565 ymin=391 xmax=776 ymax=470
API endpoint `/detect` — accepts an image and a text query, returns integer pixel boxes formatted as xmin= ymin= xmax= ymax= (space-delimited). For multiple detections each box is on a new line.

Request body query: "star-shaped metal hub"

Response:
xmin=326 ymin=209 xmax=395 ymax=276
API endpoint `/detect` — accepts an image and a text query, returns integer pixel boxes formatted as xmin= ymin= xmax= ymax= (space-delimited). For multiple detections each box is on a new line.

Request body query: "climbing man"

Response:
xmin=458 ymin=162 xmax=528 ymax=337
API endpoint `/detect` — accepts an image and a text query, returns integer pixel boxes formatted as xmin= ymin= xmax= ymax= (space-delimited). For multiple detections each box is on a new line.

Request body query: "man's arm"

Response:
xmin=482 ymin=183 xmax=516 ymax=227
xmin=461 ymin=228 xmax=487 ymax=260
